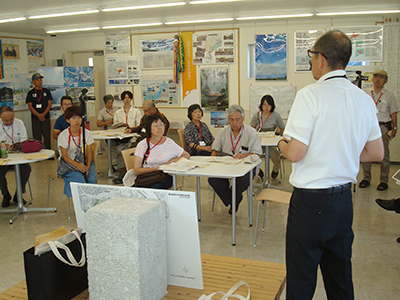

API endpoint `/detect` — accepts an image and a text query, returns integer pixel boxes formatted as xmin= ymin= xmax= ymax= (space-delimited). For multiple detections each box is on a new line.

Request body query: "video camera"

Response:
xmin=352 ymin=70 xmax=368 ymax=89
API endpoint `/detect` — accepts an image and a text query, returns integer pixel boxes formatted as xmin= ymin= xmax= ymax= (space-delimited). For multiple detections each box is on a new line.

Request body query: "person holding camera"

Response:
xmin=360 ymin=69 xmax=398 ymax=191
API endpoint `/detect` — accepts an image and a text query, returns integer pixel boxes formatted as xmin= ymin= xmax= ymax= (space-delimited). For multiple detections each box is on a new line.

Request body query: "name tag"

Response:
xmin=199 ymin=141 xmax=206 ymax=146
xmin=36 ymin=104 xmax=42 ymax=109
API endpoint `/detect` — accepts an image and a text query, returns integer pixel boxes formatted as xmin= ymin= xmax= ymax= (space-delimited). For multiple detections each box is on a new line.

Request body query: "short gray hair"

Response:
xmin=227 ymin=105 xmax=245 ymax=118
xmin=0 ymin=106 xmax=13 ymax=116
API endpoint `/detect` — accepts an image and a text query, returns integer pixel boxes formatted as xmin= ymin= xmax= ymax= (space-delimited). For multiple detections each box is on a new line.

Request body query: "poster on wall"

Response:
xmin=0 ymin=40 xmax=3 ymax=79
xmin=142 ymin=76 xmax=180 ymax=106
xmin=193 ymin=30 xmax=235 ymax=65
xmin=26 ymin=39 xmax=44 ymax=73
xmin=181 ymin=31 xmax=198 ymax=107
xmin=37 ymin=67 xmax=65 ymax=118
xmin=255 ymin=33 xmax=287 ymax=80
xmin=64 ymin=66 xmax=94 ymax=88
xmin=1 ymin=38 xmax=22 ymax=76
xmin=141 ymin=39 xmax=175 ymax=69
xmin=0 ymin=82 xmax=13 ymax=109
xmin=106 ymin=55 xmax=141 ymax=85
xmin=11 ymin=74 xmax=30 ymax=111
xmin=200 ymin=67 xmax=229 ymax=111
xmin=295 ymin=30 xmax=325 ymax=72
xmin=334 ymin=25 xmax=383 ymax=64
xmin=210 ymin=111 xmax=228 ymax=128
xmin=105 ymin=31 xmax=130 ymax=54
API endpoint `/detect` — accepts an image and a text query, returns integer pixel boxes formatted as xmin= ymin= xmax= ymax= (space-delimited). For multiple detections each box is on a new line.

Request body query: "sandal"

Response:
xmin=377 ymin=182 xmax=388 ymax=191
xmin=359 ymin=180 xmax=370 ymax=188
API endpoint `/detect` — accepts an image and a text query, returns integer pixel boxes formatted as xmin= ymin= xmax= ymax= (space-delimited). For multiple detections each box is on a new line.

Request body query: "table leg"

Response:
xmin=173 ymin=174 xmax=177 ymax=190
xmin=249 ymin=168 xmax=253 ymax=227
xmin=197 ymin=177 xmax=201 ymax=221
xmin=106 ymin=139 xmax=117 ymax=178
xmin=231 ymin=177 xmax=236 ymax=246
xmin=3 ymin=165 xmax=57 ymax=224
xmin=264 ymin=146 xmax=270 ymax=187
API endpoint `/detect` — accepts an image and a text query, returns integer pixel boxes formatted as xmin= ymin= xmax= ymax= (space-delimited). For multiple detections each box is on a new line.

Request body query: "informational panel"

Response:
xmin=70 ymin=183 xmax=203 ymax=290
xmin=255 ymin=33 xmax=287 ymax=80
xmin=294 ymin=30 xmax=325 ymax=72
xmin=334 ymin=25 xmax=383 ymax=64
xmin=106 ymin=55 xmax=140 ymax=85
xmin=140 ymin=39 xmax=175 ymax=69
xmin=193 ymin=30 xmax=235 ymax=64
xmin=200 ymin=66 xmax=229 ymax=111
xmin=383 ymin=23 xmax=400 ymax=108
xmin=142 ymin=75 xmax=180 ymax=106
xmin=0 ymin=82 xmax=13 ymax=109
xmin=105 ymin=31 xmax=130 ymax=54
xmin=250 ymin=85 xmax=296 ymax=119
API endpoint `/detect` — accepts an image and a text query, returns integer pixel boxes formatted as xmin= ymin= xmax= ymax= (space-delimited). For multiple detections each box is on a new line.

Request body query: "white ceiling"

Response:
xmin=0 ymin=0 xmax=399 ymax=36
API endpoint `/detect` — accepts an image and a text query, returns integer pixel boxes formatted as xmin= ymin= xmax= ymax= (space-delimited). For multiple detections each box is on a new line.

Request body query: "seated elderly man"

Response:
xmin=0 ymin=106 xmax=31 ymax=207
xmin=208 ymin=105 xmax=262 ymax=214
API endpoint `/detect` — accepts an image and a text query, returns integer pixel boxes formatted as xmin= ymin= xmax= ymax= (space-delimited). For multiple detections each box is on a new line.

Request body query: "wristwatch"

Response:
xmin=277 ymin=139 xmax=288 ymax=154
xmin=394 ymin=127 xmax=397 ymax=130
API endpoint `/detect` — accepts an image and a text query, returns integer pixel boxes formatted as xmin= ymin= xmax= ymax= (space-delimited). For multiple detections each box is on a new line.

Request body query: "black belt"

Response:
xmin=294 ymin=183 xmax=351 ymax=194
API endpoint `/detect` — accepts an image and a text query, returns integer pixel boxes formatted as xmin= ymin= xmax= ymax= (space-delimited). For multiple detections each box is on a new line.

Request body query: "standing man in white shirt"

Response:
xmin=278 ymin=30 xmax=384 ymax=300
xmin=0 ymin=106 xmax=31 ymax=207
xmin=359 ymin=69 xmax=398 ymax=191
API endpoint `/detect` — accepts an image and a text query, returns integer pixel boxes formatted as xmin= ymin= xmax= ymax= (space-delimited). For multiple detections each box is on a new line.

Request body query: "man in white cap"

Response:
xmin=26 ymin=73 xmax=53 ymax=150
xmin=359 ymin=69 xmax=398 ymax=191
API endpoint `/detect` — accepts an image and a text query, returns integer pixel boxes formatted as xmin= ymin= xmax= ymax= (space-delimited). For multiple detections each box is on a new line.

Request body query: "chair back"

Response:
xmin=121 ymin=148 xmax=136 ymax=171
xmin=91 ymin=140 xmax=100 ymax=173
xmin=177 ymin=129 xmax=188 ymax=152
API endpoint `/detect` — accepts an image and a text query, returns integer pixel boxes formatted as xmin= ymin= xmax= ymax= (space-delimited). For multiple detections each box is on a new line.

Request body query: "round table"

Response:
xmin=0 ymin=149 xmax=57 ymax=224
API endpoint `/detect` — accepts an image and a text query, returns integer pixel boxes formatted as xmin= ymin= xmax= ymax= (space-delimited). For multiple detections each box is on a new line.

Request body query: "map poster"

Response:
xmin=106 ymin=55 xmax=141 ymax=85
xmin=11 ymin=74 xmax=30 ymax=111
xmin=193 ymin=30 xmax=234 ymax=65
xmin=255 ymin=33 xmax=287 ymax=80
xmin=105 ymin=31 xmax=130 ymax=54
xmin=142 ymin=75 xmax=180 ymax=106
xmin=63 ymin=66 xmax=94 ymax=88
xmin=295 ymin=30 xmax=325 ymax=72
xmin=334 ymin=25 xmax=383 ymax=63
xmin=141 ymin=39 xmax=175 ymax=69
xmin=200 ymin=67 xmax=229 ymax=111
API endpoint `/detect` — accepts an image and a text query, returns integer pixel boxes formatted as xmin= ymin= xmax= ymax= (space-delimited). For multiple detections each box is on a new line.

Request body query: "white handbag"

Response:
xmin=198 ymin=281 xmax=250 ymax=300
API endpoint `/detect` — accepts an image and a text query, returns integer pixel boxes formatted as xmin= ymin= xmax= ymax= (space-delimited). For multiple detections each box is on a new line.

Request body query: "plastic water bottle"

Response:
xmin=1 ymin=141 xmax=7 ymax=158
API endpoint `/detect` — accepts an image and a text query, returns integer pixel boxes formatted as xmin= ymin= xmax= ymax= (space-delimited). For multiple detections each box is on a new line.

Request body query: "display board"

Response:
xmin=249 ymin=85 xmax=296 ymax=119
xmin=294 ymin=30 xmax=325 ymax=72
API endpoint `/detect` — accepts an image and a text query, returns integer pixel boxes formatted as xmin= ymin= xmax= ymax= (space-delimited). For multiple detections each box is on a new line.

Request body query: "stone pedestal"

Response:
xmin=85 ymin=197 xmax=167 ymax=300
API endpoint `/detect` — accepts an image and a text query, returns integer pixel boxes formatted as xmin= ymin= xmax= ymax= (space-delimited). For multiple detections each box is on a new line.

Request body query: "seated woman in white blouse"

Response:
xmin=133 ymin=114 xmax=190 ymax=189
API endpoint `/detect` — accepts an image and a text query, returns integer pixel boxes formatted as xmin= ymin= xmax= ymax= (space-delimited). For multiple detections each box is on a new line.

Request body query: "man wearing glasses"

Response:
xmin=278 ymin=31 xmax=384 ymax=300
xmin=359 ymin=69 xmax=398 ymax=191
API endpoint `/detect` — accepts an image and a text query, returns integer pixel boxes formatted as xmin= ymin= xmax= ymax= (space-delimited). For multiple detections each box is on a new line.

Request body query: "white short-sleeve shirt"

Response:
xmin=58 ymin=128 xmax=94 ymax=160
xmin=113 ymin=106 xmax=141 ymax=128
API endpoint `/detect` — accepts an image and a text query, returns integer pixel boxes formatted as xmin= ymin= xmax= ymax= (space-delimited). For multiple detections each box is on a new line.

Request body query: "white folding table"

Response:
xmin=260 ymin=135 xmax=281 ymax=187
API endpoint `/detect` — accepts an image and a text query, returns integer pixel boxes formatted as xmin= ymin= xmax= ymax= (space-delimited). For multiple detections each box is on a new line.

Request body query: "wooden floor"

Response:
xmin=0 ymin=254 xmax=286 ymax=300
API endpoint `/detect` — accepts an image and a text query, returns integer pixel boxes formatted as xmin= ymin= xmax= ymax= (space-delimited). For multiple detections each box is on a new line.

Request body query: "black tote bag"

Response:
xmin=23 ymin=233 xmax=88 ymax=300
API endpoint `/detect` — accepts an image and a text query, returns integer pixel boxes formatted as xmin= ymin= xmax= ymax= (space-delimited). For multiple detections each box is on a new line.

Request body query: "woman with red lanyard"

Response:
xmin=184 ymin=104 xmax=215 ymax=156
xmin=133 ymin=114 xmax=190 ymax=189
xmin=250 ymin=95 xmax=285 ymax=179
xmin=57 ymin=105 xmax=97 ymax=198
xmin=97 ymin=94 xmax=116 ymax=130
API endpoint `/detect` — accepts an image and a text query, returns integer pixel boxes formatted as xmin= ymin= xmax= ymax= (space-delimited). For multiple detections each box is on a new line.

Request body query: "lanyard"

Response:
xmin=230 ymin=125 xmax=243 ymax=155
xmin=2 ymin=124 xmax=14 ymax=143
xmin=106 ymin=109 xmax=113 ymax=116
xmin=259 ymin=111 xmax=271 ymax=131
xmin=124 ymin=107 xmax=130 ymax=124
xmin=68 ymin=127 xmax=81 ymax=149
xmin=324 ymin=75 xmax=347 ymax=81
xmin=371 ymin=91 xmax=383 ymax=106
xmin=144 ymin=138 xmax=162 ymax=162
xmin=35 ymin=88 xmax=43 ymax=103
xmin=197 ymin=123 xmax=203 ymax=140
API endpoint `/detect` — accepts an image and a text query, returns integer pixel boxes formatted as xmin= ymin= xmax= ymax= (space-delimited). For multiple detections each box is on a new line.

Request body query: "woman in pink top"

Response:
xmin=134 ymin=114 xmax=190 ymax=189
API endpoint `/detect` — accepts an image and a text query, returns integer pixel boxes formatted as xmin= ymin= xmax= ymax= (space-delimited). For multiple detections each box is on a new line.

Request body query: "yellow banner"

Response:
xmin=181 ymin=31 xmax=197 ymax=107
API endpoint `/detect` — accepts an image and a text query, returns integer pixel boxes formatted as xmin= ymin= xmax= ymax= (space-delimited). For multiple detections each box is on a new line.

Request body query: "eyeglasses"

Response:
xmin=152 ymin=123 xmax=166 ymax=127
xmin=307 ymin=49 xmax=328 ymax=60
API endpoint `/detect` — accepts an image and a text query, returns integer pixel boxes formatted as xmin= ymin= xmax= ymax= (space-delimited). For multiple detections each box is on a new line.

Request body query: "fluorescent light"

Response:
xmin=190 ymin=0 xmax=242 ymax=4
xmin=317 ymin=10 xmax=400 ymax=16
xmin=102 ymin=2 xmax=185 ymax=12
xmin=236 ymin=13 xmax=313 ymax=20
xmin=46 ymin=27 xmax=100 ymax=34
xmin=29 ymin=10 xmax=99 ymax=19
xmin=102 ymin=22 xmax=163 ymax=29
xmin=0 ymin=17 xmax=26 ymax=24
xmin=165 ymin=17 xmax=233 ymax=25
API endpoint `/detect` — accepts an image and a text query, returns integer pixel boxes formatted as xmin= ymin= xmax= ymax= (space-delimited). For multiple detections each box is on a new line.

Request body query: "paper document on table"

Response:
xmin=258 ymin=132 xmax=276 ymax=138
xmin=0 ymin=159 xmax=11 ymax=165
xmin=25 ymin=153 xmax=49 ymax=160
xmin=159 ymin=158 xmax=205 ymax=173
xmin=203 ymin=156 xmax=242 ymax=164
xmin=242 ymin=154 xmax=261 ymax=164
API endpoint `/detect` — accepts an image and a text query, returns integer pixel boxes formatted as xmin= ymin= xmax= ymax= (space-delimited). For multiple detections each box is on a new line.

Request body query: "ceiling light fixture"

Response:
xmin=29 ymin=10 xmax=99 ymax=19
xmin=102 ymin=2 xmax=185 ymax=12
xmin=316 ymin=10 xmax=400 ymax=16
xmin=102 ymin=22 xmax=163 ymax=29
xmin=236 ymin=13 xmax=313 ymax=21
xmin=190 ymin=0 xmax=242 ymax=4
xmin=0 ymin=17 xmax=26 ymax=24
xmin=46 ymin=27 xmax=100 ymax=34
xmin=165 ymin=17 xmax=233 ymax=25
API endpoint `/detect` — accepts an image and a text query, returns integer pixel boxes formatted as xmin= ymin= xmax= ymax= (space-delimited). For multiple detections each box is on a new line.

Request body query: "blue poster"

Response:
xmin=255 ymin=33 xmax=287 ymax=80
xmin=64 ymin=66 xmax=94 ymax=88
